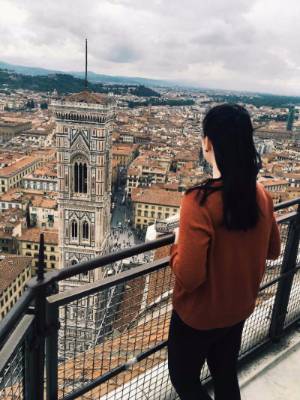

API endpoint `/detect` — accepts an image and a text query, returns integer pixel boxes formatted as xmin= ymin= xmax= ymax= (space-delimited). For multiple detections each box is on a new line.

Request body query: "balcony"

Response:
xmin=0 ymin=197 xmax=299 ymax=400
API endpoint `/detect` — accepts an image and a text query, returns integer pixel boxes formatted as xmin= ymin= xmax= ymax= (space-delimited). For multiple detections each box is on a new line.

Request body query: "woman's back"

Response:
xmin=169 ymin=179 xmax=281 ymax=330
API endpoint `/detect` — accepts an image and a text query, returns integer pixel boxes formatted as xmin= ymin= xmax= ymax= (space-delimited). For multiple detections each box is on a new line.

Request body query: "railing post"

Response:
xmin=26 ymin=233 xmax=48 ymax=400
xmin=24 ymin=315 xmax=35 ymax=400
xmin=46 ymin=288 xmax=59 ymax=400
xmin=269 ymin=204 xmax=300 ymax=341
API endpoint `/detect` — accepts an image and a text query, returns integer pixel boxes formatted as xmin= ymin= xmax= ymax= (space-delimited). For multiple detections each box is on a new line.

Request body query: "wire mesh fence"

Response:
xmin=284 ymin=267 xmax=300 ymax=328
xmin=0 ymin=342 xmax=24 ymax=400
xmin=0 ymin=200 xmax=299 ymax=400
xmin=261 ymin=220 xmax=289 ymax=285
xmin=56 ymin=262 xmax=174 ymax=399
xmin=51 ymin=214 xmax=300 ymax=400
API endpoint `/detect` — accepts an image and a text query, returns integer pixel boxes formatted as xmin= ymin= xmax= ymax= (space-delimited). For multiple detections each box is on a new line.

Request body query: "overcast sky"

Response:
xmin=1 ymin=0 xmax=300 ymax=95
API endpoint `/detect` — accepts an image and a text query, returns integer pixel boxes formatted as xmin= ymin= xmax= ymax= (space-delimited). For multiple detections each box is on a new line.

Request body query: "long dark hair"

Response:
xmin=188 ymin=103 xmax=263 ymax=231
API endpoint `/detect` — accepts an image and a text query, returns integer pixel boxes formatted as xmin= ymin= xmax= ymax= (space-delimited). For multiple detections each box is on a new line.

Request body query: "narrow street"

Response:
xmin=108 ymin=173 xmax=150 ymax=268
xmin=110 ymin=168 xmax=144 ymax=244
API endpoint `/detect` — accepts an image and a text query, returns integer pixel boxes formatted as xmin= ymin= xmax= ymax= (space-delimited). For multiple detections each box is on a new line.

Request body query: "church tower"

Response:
xmin=51 ymin=91 xmax=116 ymax=354
xmin=52 ymin=91 xmax=115 ymax=287
xmin=49 ymin=40 xmax=118 ymax=355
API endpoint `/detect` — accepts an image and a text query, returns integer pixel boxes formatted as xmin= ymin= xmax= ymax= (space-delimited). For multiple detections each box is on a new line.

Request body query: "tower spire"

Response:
xmin=85 ymin=38 xmax=88 ymax=89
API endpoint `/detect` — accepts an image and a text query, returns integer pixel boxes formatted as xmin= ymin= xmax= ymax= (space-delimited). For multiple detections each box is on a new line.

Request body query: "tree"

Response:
xmin=40 ymin=102 xmax=48 ymax=109
xmin=26 ymin=99 xmax=35 ymax=109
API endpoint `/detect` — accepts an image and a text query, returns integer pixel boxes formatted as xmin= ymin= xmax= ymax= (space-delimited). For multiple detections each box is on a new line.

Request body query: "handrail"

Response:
xmin=273 ymin=197 xmax=300 ymax=211
xmin=0 ymin=288 xmax=35 ymax=349
xmin=0 ymin=197 xmax=299 ymax=349
xmin=55 ymin=233 xmax=174 ymax=281
xmin=0 ymin=314 xmax=34 ymax=373
xmin=55 ymin=197 xmax=300 ymax=281
xmin=47 ymin=257 xmax=170 ymax=307
xmin=0 ymin=196 xmax=299 ymax=400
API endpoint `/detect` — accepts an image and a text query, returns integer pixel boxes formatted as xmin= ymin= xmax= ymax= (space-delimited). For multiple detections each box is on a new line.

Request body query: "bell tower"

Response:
xmin=52 ymin=91 xmax=115 ymax=289
xmin=50 ymin=41 xmax=117 ymax=355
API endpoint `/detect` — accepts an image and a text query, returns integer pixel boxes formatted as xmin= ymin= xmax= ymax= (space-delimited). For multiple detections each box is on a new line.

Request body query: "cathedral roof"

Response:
xmin=64 ymin=91 xmax=114 ymax=105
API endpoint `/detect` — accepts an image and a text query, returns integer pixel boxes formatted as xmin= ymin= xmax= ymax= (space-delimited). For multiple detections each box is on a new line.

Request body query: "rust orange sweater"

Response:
xmin=169 ymin=179 xmax=281 ymax=329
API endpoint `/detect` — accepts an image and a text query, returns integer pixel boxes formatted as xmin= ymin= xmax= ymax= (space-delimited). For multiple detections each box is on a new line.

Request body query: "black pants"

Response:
xmin=167 ymin=309 xmax=245 ymax=400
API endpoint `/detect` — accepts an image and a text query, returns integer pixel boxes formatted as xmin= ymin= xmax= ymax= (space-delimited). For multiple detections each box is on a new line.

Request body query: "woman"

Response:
xmin=167 ymin=104 xmax=281 ymax=400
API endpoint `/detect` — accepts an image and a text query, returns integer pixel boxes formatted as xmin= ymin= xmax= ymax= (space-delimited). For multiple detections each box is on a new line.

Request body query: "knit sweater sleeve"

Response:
xmin=169 ymin=191 xmax=213 ymax=293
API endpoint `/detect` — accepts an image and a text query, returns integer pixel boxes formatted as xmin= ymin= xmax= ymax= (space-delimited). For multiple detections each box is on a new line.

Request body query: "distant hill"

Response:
xmin=209 ymin=93 xmax=300 ymax=108
xmin=0 ymin=68 xmax=161 ymax=97
xmin=0 ymin=60 xmax=175 ymax=88
xmin=2 ymin=60 xmax=300 ymax=101
xmin=0 ymin=61 xmax=61 ymax=77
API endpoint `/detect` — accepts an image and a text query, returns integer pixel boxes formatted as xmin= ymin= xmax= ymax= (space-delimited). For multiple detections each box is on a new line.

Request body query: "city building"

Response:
xmin=126 ymin=155 xmax=169 ymax=196
xmin=0 ymin=155 xmax=43 ymax=193
xmin=0 ymin=255 xmax=32 ymax=320
xmin=119 ymin=132 xmax=134 ymax=143
xmin=284 ymin=173 xmax=300 ymax=188
xmin=22 ymin=163 xmax=58 ymax=191
xmin=259 ymin=178 xmax=290 ymax=192
xmin=174 ymin=151 xmax=199 ymax=170
xmin=0 ymin=118 xmax=31 ymax=143
xmin=0 ymin=188 xmax=58 ymax=229
xmin=0 ymin=208 xmax=25 ymax=254
xmin=18 ymin=227 xmax=58 ymax=271
xmin=112 ymin=144 xmax=138 ymax=168
xmin=131 ymin=187 xmax=182 ymax=230
xmin=19 ymin=126 xmax=54 ymax=147
xmin=28 ymin=194 xmax=58 ymax=228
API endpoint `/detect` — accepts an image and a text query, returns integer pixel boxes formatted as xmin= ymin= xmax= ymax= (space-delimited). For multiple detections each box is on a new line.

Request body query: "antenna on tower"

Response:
xmin=85 ymin=38 xmax=88 ymax=89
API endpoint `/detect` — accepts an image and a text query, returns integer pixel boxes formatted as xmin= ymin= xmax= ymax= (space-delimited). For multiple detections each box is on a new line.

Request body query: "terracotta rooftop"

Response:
xmin=57 ymin=259 xmax=175 ymax=400
xmin=18 ymin=228 xmax=58 ymax=245
xmin=260 ymin=179 xmax=289 ymax=186
xmin=284 ymin=173 xmax=300 ymax=179
xmin=0 ymin=208 xmax=25 ymax=228
xmin=127 ymin=166 xmax=140 ymax=176
xmin=0 ymin=189 xmax=57 ymax=208
xmin=112 ymin=145 xmax=134 ymax=156
xmin=0 ymin=155 xmax=41 ymax=178
xmin=34 ymin=148 xmax=56 ymax=158
xmin=0 ymin=256 xmax=32 ymax=294
xmin=0 ymin=152 xmax=22 ymax=164
xmin=175 ymin=152 xmax=199 ymax=162
xmin=57 ymin=309 xmax=172 ymax=399
xmin=0 ymin=118 xmax=29 ymax=128
xmin=163 ymin=182 xmax=179 ymax=191
xmin=29 ymin=164 xmax=57 ymax=179
xmin=131 ymin=187 xmax=182 ymax=207
xmin=30 ymin=196 xmax=57 ymax=209
xmin=64 ymin=91 xmax=114 ymax=105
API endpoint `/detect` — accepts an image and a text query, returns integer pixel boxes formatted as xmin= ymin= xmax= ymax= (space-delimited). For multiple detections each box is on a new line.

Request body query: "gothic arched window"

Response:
xmin=83 ymin=163 xmax=87 ymax=193
xmin=82 ymin=221 xmax=89 ymax=240
xmin=74 ymin=162 xmax=79 ymax=192
xmin=71 ymin=220 xmax=78 ymax=239
xmin=74 ymin=161 xmax=88 ymax=194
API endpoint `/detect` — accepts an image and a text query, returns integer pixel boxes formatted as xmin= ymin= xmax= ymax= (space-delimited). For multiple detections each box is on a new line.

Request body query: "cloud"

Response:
xmin=1 ymin=0 xmax=300 ymax=94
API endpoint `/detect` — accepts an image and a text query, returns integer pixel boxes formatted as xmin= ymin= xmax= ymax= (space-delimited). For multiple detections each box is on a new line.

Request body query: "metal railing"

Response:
xmin=0 ymin=198 xmax=299 ymax=400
